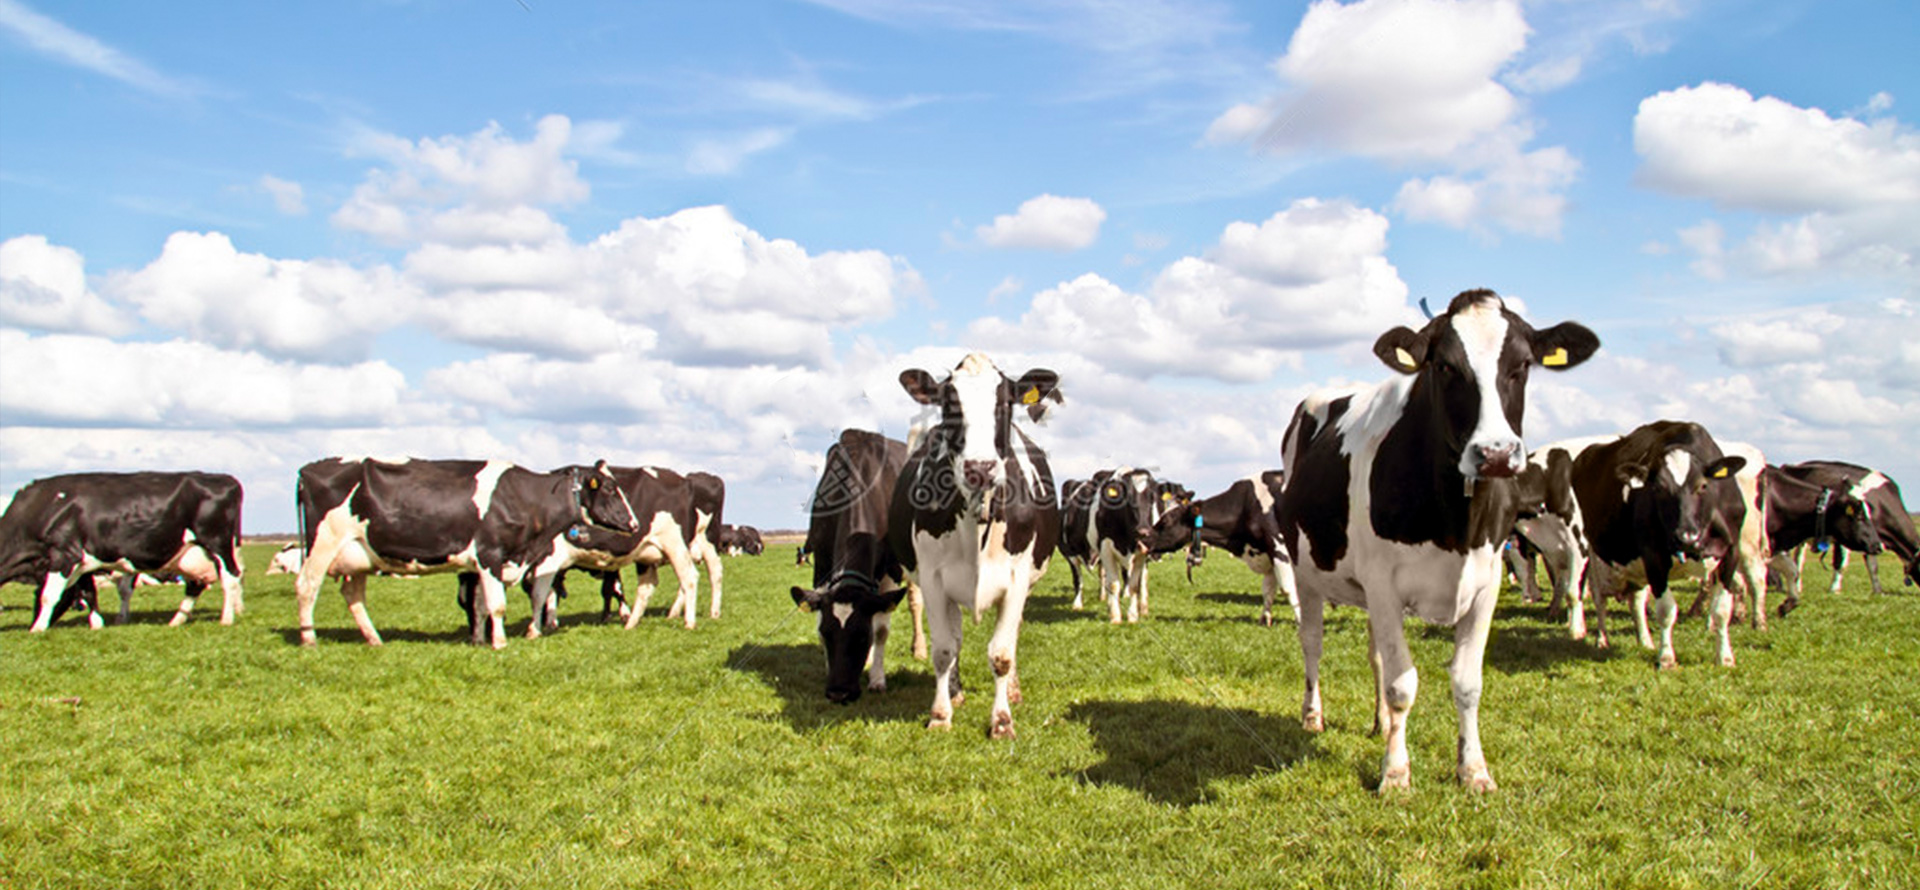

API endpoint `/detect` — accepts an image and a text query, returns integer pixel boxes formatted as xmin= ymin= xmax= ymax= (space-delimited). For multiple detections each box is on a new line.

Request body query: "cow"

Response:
xmin=1 ymin=471 xmax=247 ymax=632
xmin=293 ymin=457 xmax=639 ymax=648
xmin=669 ymin=471 xmax=728 ymax=622
xmin=888 ymin=353 xmax=1062 ymax=739
xmin=1058 ymin=468 xmax=1167 ymax=623
xmin=523 ymin=465 xmax=706 ymax=631
xmin=1153 ymin=470 xmax=1298 ymax=626
xmin=717 ymin=524 xmax=764 ymax=556
xmin=791 ymin=429 xmax=927 ymax=702
xmin=1277 ymin=289 xmax=1599 ymax=792
xmin=1768 ymin=461 xmax=1920 ymax=607
xmin=265 ymin=543 xmax=303 ymax=575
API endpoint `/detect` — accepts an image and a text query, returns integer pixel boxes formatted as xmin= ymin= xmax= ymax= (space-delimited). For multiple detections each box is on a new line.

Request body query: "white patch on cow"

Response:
xmin=1248 ymin=473 xmax=1276 ymax=514
xmin=1851 ymin=472 xmax=1889 ymax=501
xmin=1451 ymin=298 xmax=1523 ymax=478
xmin=472 ymin=460 xmax=511 ymax=516
xmin=831 ymin=602 xmax=855 ymax=625
xmin=950 ymin=353 xmax=1008 ymax=473
xmin=1663 ymin=449 xmax=1693 ymax=486
xmin=642 ymin=466 xmax=660 ymax=478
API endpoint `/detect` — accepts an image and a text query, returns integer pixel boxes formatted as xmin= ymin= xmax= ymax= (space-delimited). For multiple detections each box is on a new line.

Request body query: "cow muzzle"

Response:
xmin=1467 ymin=440 xmax=1523 ymax=479
xmin=962 ymin=460 xmax=997 ymax=493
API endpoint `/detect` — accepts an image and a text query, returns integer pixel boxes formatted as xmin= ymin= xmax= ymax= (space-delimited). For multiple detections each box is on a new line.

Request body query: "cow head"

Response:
xmin=791 ymin=570 xmax=907 ymax=704
xmin=1101 ymin=470 xmax=1162 ymax=554
xmin=572 ymin=460 xmax=640 ymax=533
xmin=1822 ymin=492 xmax=1884 ymax=557
xmin=1374 ymin=290 xmax=1600 ymax=481
xmin=900 ymin=353 xmax=1060 ymax=507
xmin=1621 ymin=444 xmax=1746 ymax=560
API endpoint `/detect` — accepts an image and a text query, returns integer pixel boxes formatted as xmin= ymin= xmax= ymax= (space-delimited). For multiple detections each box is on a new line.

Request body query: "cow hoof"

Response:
xmin=1658 ymin=653 xmax=1679 ymax=671
xmin=488 ymin=638 xmax=505 ymax=651
xmin=524 ymin=627 xmax=541 ymax=640
xmin=867 ymin=679 xmax=887 ymax=693
xmin=990 ymin=712 xmax=1016 ymax=740
xmin=1720 ymin=654 xmax=1736 ymax=668
xmin=168 ymin=613 xmax=190 ymax=628
xmin=709 ymin=609 xmax=721 ymax=620
xmin=1569 ymin=627 xmax=1586 ymax=641
xmin=1302 ymin=711 xmax=1324 ymax=733
xmin=1260 ymin=613 xmax=1273 ymax=627
xmin=1379 ymin=764 xmax=1412 ymax=793
xmin=1458 ymin=765 xmax=1497 ymax=793
xmin=927 ymin=714 xmax=953 ymax=731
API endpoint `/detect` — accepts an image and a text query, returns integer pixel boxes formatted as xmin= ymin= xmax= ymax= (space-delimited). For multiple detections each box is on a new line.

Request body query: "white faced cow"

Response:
xmin=1278 ymin=289 xmax=1599 ymax=792
xmin=888 ymin=353 xmax=1062 ymax=739
xmin=293 ymin=457 xmax=638 ymax=648
xmin=1059 ymin=468 xmax=1167 ymax=623
xmin=0 ymin=471 xmax=246 ymax=632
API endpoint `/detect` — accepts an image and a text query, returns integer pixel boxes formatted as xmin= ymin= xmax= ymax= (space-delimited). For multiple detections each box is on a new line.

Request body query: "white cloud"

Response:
xmin=1710 ymin=313 xmax=1843 ymax=367
xmin=0 ymin=234 xmax=131 ymax=336
xmin=108 ymin=231 xmax=417 ymax=363
xmin=0 ymin=0 xmax=195 ymax=97
xmin=0 ymin=329 xmax=415 ymax=428
xmin=969 ymin=198 xmax=1410 ymax=382
xmin=259 ymin=175 xmax=307 ymax=216
xmin=685 ymin=127 xmax=794 ymax=176
xmin=976 ymin=194 xmax=1107 ymax=250
xmin=334 ymin=115 xmax=591 ymax=244
xmin=1212 ymin=0 xmax=1577 ymax=238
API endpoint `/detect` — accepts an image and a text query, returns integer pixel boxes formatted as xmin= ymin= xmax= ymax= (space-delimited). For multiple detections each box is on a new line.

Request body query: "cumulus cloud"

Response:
xmin=1211 ymin=0 xmax=1576 ymax=238
xmin=259 ymin=175 xmax=307 ymax=216
xmin=976 ymin=194 xmax=1108 ymax=250
xmin=0 ymin=234 xmax=131 ymax=336
xmin=108 ymin=231 xmax=417 ymax=363
xmin=334 ymin=115 xmax=590 ymax=245
xmin=969 ymin=198 xmax=1410 ymax=382
xmin=1637 ymin=83 xmax=1920 ymax=279
xmin=0 ymin=329 xmax=415 ymax=428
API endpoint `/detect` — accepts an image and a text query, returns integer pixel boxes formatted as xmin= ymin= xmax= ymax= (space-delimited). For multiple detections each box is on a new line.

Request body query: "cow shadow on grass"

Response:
xmin=1062 ymin=699 xmax=1317 ymax=807
xmin=1409 ymin=621 xmax=1620 ymax=673
xmin=273 ymin=623 xmax=478 ymax=646
xmin=726 ymin=643 xmax=933 ymax=732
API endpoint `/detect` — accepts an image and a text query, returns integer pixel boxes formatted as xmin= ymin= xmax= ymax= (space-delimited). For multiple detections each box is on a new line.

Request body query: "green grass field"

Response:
xmin=4 ymin=542 xmax=1917 ymax=889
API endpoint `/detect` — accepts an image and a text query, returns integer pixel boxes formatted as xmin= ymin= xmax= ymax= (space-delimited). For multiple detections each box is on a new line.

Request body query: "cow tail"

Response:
xmin=296 ymin=473 xmax=311 ymax=561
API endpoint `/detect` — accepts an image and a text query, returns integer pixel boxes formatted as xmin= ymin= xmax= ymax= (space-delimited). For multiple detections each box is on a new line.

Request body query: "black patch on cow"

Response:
xmin=1280 ymin=396 xmax=1353 ymax=572
xmin=0 ymin=471 xmax=245 ymax=604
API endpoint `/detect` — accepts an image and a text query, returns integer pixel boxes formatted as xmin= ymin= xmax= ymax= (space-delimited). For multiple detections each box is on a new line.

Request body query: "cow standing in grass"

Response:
xmin=1152 ymin=470 xmax=1297 ymax=625
xmin=1 ymin=471 xmax=246 ymax=632
xmin=1767 ymin=461 xmax=1920 ymax=609
xmin=889 ymin=353 xmax=1062 ymax=739
xmin=1278 ymin=290 xmax=1598 ymax=792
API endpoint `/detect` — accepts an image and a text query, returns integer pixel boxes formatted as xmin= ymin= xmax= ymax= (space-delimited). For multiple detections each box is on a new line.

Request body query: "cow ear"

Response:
xmin=1532 ymin=322 xmax=1600 ymax=371
xmin=1617 ymin=463 xmax=1649 ymax=490
xmin=878 ymin=587 xmax=909 ymax=610
xmin=1373 ymin=327 xmax=1428 ymax=375
xmin=1013 ymin=369 xmax=1061 ymax=421
xmin=1707 ymin=456 xmax=1747 ymax=480
xmin=791 ymin=586 xmax=824 ymax=612
xmin=900 ymin=369 xmax=941 ymax=405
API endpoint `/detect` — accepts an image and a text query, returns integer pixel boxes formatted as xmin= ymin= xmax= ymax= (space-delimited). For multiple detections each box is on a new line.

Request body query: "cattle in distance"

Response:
xmin=0 ymin=471 xmax=246 ymax=632
xmin=889 ymin=353 xmax=1062 ymax=739
xmin=1277 ymin=289 xmax=1599 ymax=792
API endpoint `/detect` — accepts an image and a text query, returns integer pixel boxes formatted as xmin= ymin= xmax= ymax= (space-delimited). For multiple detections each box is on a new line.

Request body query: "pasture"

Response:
xmin=3 ymin=542 xmax=1917 ymax=889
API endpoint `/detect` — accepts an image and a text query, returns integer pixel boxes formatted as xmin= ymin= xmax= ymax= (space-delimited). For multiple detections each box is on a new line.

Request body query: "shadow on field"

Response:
xmin=1482 ymin=623 xmax=1619 ymax=673
xmin=1063 ymin=699 xmax=1316 ymax=807
xmin=1194 ymin=590 xmax=1265 ymax=610
xmin=273 ymin=624 xmax=477 ymax=646
xmin=725 ymin=642 xmax=932 ymax=732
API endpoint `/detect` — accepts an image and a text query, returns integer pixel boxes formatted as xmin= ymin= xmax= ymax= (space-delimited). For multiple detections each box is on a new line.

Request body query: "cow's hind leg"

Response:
xmin=111 ymin=574 xmax=135 ymax=626
xmin=340 ymin=574 xmax=383 ymax=646
xmin=169 ymin=580 xmax=206 ymax=628
xmin=908 ymin=581 xmax=928 ymax=660
xmin=1297 ymin=593 xmax=1327 ymax=732
xmin=623 ymin=565 xmax=660 ymax=629
xmin=30 ymin=571 xmax=75 ymax=632
xmin=925 ymin=584 xmax=964 ymax=730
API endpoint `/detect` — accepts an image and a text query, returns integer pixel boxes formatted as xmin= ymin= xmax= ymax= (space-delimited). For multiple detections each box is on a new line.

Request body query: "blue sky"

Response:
xmin=1 ymin=0 xmax=1916 ymax=533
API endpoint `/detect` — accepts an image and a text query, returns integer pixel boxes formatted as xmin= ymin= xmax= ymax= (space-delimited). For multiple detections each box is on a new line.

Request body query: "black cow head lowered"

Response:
xmin=1373 ymin=290 xmax=1600 ymax=482
xmin=791 ymin=570 xmax=908 ymax=704
xmin=899 ymin=353 xmax=1060 ymax=507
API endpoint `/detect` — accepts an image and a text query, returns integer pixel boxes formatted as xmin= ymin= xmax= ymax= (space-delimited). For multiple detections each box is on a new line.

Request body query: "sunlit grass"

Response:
xmin=3 ymin=540 xmax=1916 ymax=888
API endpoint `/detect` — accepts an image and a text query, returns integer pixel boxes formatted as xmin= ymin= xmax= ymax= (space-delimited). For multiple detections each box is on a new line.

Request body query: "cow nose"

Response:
xmin=1472 ymin=441 xmax=1521 ymax=478
xmin=963 ymin=460 xmax=996 ymax=491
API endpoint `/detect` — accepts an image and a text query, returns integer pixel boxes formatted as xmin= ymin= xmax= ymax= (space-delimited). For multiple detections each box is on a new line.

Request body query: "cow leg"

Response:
xmin=667 ymin=543 xmax=701 ymax=629
xmin=599 ymin=572 xmax=629 ymax=623
xmin=217 ymin=562 xmax=244 ymax=625
xmin=295 ymin=528 xmax=354 ymax=647
xmin=339 ymin=574 xmax=383 ymax=646
xmin=986 ymin=571 xmax=1032 ymax=739
xmin=474 ymin=573 xmax=508 ymax=650
xmin=1863 ymin=552 xmax=1886 ymax=596
xmin=457 ymin=574 xmax=486 ymax=645
xmin=1099 ymin=548 xmax=1125 ymax=624
xmin=623 ymin=565 xmax=660 ymax=629
xmin=30 ymin=571 xmax=74 ymax=632
xmin=866 ymin=610 xmax=892 ymax=692
xmin=112 ymin=573 xmax=135 ymax=625
xmin=1367 ymin=608 xmax=1419 ymax=792
xmin=1067 ymin=558 xmax=1084 ymax=610
xmin=524 ymin=574 xmax=558 ymax=639
xmin=1260 ymin=568 xmax=1277 ymax=627
xmin=1650 ymin=574 xmax=1680 ymax=670
xmin=908 ymin=581 xmax=928 ymax=661
xmin=1274 ymin=556 xmax=1301 ymax=623
xmin=925 ymin=584 xmax=965 ymax=731
xmin=1136 ymin=555 xmax=1151 ymax=619
xmin=1297 ymin=592 xmax=1326 ymax=732
xmin=1451 ymin=587 xmax=1499 ymax=792
xmin=1827 ymin=548 xmax=1849 ymax=594
xmin=1708 ymin=576 xmax=1736 ymax=668
xmin=1632 ymin=585 xmax=1655 ymax=650
xmin=83 ymin=577 xmax=105 ymax=630
xmin=1774 ymin=547 xmax=1804 ymax=617
xmin=704 ymin=546 xmax=725 ymax=619
xmin=168 ymin=580 xmax=205 ymax=628
xmin=1587 ymin=577 xmax=1611 ymax=649
xmin=1739 ymin=557 xmax=1768 ymax=632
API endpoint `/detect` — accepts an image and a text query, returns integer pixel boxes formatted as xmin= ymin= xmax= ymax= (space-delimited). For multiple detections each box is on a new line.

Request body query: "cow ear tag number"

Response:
xmin=1541 ymin=347 xmax=1569 ymax=367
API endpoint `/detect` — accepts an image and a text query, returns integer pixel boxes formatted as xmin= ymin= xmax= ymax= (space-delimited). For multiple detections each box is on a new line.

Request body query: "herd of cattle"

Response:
xmin=5 ymin=289 xmax=1916 ymax=793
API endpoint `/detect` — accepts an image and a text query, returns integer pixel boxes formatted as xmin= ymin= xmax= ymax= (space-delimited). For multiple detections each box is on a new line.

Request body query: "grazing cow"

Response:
xmin=1154 ymin=470 xmax=1298 ymax=625
xmin=537 ymin=465 xmax=705 ymax=631
xmin=293 ymin=457 xmax=638 ymax=648
xmin=791 ymin=429 xmax=926 ymax=702
xmin=717 ymin=524 xmax=764 ymax=556
xmin=1058 ymin=468 xmax=1169 ymax=623
xmin=266 ymin=543 xmax=303 ymax=575
xmin=1278 ymin=289 xmax=1598 ymax=792
xmin=1690 ymin=464 xmax=1883 ymax=623
xmin=888 ymin=353 xmax=1062 ymax=739
xmin=1 ymin=471 xmax=246 ymax=632
xmin=1769 ymin=461 xmax=1920 ymax=605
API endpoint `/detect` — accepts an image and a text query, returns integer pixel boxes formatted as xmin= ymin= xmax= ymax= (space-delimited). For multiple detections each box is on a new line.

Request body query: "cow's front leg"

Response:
xmin=217 ymin=564 xmax=244 ymax=625
xmin=1632 ymin=585 xmax=1655 ymax=650
xmin=925 ymin=586 xmax=964 ymax=730
xmin=1136 ymin=554 xmax=1151 ymax=618
xmin=907 ymin=581 xmax=928 ymax=661
xmin=30 ymin=570 xmax=74 ymax=632
xmin=1368 ymin=608 xmax=1418 ymax=792
xmin=623 ymin=565 xmax=661 ymax=629
xmin=341 ymin=574 xmax=382 ymax=646
xmin=985 ymin=585 xmax=1029 ymax=739
xmin=1452 ymin=588 xmax=1498 ymax=792
xmin=1651 ymin=578 xmax=1679 ymax=670
xmin=866 ymin=610 xmax=892 ymax=693
xmin=1297 ymin=593 xmax=1326 ymax=732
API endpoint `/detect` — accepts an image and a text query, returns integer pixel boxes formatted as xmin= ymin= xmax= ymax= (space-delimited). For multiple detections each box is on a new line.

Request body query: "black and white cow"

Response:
xmin=1749 ymin=463 xmax=1884 ymax=616
xmin=293 ymin=457 xmax=638 ymax=648
xmin=536 ymin=465 xmax=705 ymax=631
xmin=672 ymin=471 xmax=729 ymax=622
xmin=1770 ymin=461 xmax=1919 ymax=603
xmin=791 ymin=429 xmax=925 ymax=702
xmin=1058 ymin=468 xmax=1167 ymax=623
xmin=1278 ymin=289 xmax=1598 ymax=792
xmin=1153 ymin=470 xmax=1298 ymax=625
xmin=0 ymin=471 xmax=246 ymax=632
xmin=717 ymin=524 xmax=764 ymax=556
xmin=888 ymin=353 xmax=1062 ymax=739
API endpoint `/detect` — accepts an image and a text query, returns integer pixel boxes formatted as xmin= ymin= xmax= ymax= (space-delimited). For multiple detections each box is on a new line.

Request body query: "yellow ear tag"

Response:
xmin=1161 ymin=492 xmax=1172 ymax=501
xmin=1712 ymin=466 xmax=1729 ymax=479
xmin=1104 ymin=485 xmax=1120 ymax=499
xmin=1394 ymin=347 xmax=1417 ymax=370
xmin=1542 ymin=347 xmax=1569 ymax=367
xmin=588 ymin=477 xmax=600 ymax=490
xmin=1021 ymin=387 xmax=1041 ymax=406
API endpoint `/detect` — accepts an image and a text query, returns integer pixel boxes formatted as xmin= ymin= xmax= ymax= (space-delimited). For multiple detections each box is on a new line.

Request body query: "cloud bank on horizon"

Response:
xmin=1 ymin=0 xmax=1915 ymax=532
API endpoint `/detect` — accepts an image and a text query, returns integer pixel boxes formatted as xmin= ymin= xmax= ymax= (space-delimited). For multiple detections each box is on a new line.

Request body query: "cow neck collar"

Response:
xmin=828 ymin=567 xmax=879 ymax=599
